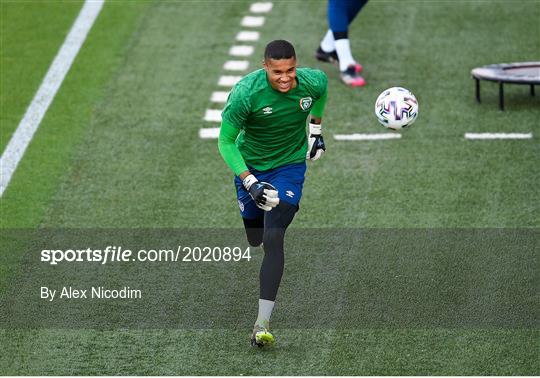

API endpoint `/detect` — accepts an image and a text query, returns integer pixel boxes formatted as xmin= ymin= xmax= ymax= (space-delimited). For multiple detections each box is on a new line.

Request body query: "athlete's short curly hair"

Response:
xmin=264 ymin=40 xmax=296 ymax=60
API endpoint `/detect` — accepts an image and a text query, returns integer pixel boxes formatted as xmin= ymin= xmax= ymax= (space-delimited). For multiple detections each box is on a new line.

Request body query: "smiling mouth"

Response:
xmin=278 ymin=82 xmax=290 ymax=89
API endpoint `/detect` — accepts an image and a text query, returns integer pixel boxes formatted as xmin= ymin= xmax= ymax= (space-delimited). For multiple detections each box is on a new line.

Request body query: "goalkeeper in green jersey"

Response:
xmin=218 ymin=40 xmax=328 ymax=348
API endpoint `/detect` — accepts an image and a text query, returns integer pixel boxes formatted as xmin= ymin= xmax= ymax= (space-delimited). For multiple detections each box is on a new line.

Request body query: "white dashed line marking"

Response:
xmin=218 ymin=75 xmax=243 ymax=87
xmin=236 ymin=31 xmax=260 ymax=41
xmin=223 ymin=60 xmax=249 ymax=71
xmin=250 ymin=2 xmax=273 ymax=13
xmin=199 ymin=127 xmax=221 ymax=139
xmin=241 ymin=16 xmax=265 ymax=27
xmin=203 ymin=109 xmax=222 ymax=122
xmin=229 ymin=45 xmax=254 ymax=57
xmin=210 ymin=91 xmax=230 ymax=103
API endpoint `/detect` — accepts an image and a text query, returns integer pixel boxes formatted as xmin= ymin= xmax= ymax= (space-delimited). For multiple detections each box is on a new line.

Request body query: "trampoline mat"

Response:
xmin=472 ymin=62 xmax=540 ymax=84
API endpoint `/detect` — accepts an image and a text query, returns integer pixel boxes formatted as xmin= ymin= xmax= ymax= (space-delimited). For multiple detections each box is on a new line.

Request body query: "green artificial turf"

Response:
xmin=0 ymin=0 xmax=538 ymax=375
xmin=0 ymin=1 xmax=84 ymax=152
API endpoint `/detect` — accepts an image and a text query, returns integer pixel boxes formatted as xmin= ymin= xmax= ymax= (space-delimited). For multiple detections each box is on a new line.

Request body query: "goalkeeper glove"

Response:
xmin=306 ymin=122 xmax=326 ymax=161
xmin=242 ymin=174 xmax=280 ymax=211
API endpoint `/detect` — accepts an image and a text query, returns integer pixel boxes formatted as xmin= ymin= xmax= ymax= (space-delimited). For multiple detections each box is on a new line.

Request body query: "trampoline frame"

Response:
xmin=471 ymin=62 xmax=540 ymax=110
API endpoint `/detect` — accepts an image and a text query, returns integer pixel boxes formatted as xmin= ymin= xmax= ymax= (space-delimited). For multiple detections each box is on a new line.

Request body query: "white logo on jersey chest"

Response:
xmin=262 ymin=106 xmax=273 ymax=114
xmin=299 ymin=97 xmax=312 ymax=111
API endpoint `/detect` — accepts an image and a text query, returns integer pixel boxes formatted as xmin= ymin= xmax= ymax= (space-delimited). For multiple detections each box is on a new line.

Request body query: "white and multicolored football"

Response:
xmin=375 ymin=87 xmax=419 ymax=130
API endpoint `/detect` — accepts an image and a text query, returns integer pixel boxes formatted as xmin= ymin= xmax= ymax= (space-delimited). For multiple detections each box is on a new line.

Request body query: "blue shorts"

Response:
xmin=234 ymin=162 xmax=307 ymax=219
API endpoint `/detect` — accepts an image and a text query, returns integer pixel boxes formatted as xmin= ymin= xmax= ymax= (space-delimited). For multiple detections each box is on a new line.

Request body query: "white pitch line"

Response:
xmin=229 ymin=45 xmax=254 ymax=57
xmin=250 ymin=2 xmax=273 ymax=13
xmin=223 ymin=60 xmax=249 ymax=71
xmin=218 ymin=75 xmax=242 ymax=87
xmin=199 ymin=2 xmax=272 ymax=141
xmin=333 ymin=133 xmax=402 ymax=141
xmin=236 ymin=31 xmax=260 ymax=42
xmin=210 ymin=91 xmax=230 ymax=103
xmin=199 ymin=127 xmax=221 ymax=139
xmin=241 ymin=16 xmax=265 ymax=27
xmin=204 ymin=109 xmax=222 ymax=123
xmin=0 ymin=0 xmax=104 ymax=197
xmin=465 ymin=133 xmax=533 ymax=140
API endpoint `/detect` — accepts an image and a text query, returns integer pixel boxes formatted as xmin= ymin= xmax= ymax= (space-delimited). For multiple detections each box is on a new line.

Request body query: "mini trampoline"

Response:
xmin=471 ymin=62 xmax=540 ymax=110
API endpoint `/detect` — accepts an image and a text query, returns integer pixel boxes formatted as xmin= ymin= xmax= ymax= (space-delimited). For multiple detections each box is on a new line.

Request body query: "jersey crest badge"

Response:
xmin=299 ymin=97 xmax=312 ymax=111
xmin=263 ymin=106 xmax=273 ymax=114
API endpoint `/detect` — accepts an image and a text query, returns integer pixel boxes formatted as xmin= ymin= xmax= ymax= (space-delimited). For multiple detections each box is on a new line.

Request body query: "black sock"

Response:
xmin=259 ymin=201 xmax=297 ymax=301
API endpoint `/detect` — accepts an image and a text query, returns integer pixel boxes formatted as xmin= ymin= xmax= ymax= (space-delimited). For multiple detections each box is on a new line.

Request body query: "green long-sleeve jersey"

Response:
xmin=218 ymin=67 xmax=328 ymax=175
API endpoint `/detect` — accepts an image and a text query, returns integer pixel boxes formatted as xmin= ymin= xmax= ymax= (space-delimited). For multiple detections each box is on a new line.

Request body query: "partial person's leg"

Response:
xmin=346 ymin=0 xmax=368 ymax=24
xmin=251 ymin=201 xmax=297 ymax=347
xmin=330 ymin=0 xmax=368 ymax=68
xmin=254 ymin=201 xmax=297 ymax=328
xmin=316 ymin=0 xmax=348 ymax=62
xmin=319 ymin=0 xmax=369 ymax=56
xmin=260 ymin=202 xmax=297 ymax=299
xmin=328 ymin=0 xmax=367 ymax=86
xmin=250 ymin=163 xmax=305 ymax=347
xmin=242 ymin=216 xmax=264 ymax=247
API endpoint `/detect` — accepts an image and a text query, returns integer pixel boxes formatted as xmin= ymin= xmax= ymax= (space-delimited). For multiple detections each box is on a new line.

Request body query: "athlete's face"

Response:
xmin=263 ymin=57 xmax=297 ymax=93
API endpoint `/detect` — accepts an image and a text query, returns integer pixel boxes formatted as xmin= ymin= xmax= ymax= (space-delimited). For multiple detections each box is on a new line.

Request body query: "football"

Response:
xmin=374 ymin=87 xmax=418 ymax=130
